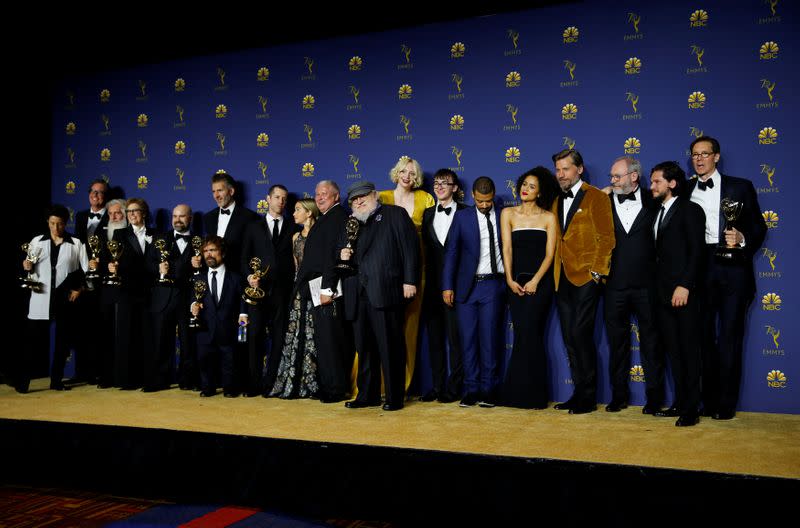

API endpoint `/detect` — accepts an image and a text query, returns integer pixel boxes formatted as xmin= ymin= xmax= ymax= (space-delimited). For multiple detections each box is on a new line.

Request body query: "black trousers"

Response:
xmin=604 ymin=286 xmax=664 ymax=405
xmin=700 ymin=252 xmax=754 ymax=413
xmin=19 ymin=317 xmax=77 ymax=390
xmin=556 ymin=276 xmax=602 ymax=405
xmin=147 ymin=295 xmax=192 ymax=390
xmin=422 ymin=291 xmax=464 ymax=398
xmin=258 ymin=284 xmax=292 ymax=394
xmin=74 ymin=289 xmax=102 ymax=382
xmin=656 ymin=297 xmax=701 ymax=413
xmin=352 ymin=288 xmax=406 ymax=406
xmin=311 ymin=299 xmax=349 ymax=399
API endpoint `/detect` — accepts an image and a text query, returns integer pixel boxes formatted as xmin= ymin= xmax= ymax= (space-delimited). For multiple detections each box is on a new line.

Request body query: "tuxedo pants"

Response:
xmin=423 ymin=292 xmax=464 ymax=397
xmin=312 ymin=299 xmax=348 ymax=398
xmin=556 ymin=277 xmax=601 ymax=405
xmin=656 ymin=299 xmax=701 ymax=413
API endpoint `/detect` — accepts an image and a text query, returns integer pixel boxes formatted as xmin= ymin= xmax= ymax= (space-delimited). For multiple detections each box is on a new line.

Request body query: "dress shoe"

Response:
xmin=554 ymin=399 xmax=575 ymax=410
xmin=712 ymin=409 xmax=736 ymax=420
xmin=15 ymin=386 xmax=29 ymax=394
xmin=700 ymin=407 xmax=716 ymax=417
xmin=382 ymin=403 xmax=403 ymax=411
xmin=438 ymin=392 xmax=458 ymax=404
xmin=478 ymin=398 xmax=496 ymax=408
xmin=345 ymin=399 xmax=380 ymax=409
xmin=654 ymin=406 xmax=680 ymax=418
xmin=142 ymin=385 xmax=167 ymax=393
xmin=459 ymin=394 xmax=479 ymax=407
xmin=223 ymin=392 xmax=240 ymax=398
xmin=569 ymin=403 xmax=596 ymax=414
xmin=179 ymin=384 xmax=194 ymax=391
xmin=50 ymin=383 xmax=71 ymax=391
xmin=605 ymin=399 xmax=628 ymax=412
xmin=320 ymin=394 xmax=346 ymax=404
xmin=199 ymin=390 xmax=216 ymax=397
xmin=242 ymin=392 xmax=260 ymax=398
xmin=97 ymin=383 xmax=114 ymax=389
xmin=676 ymin=413 xmax=699 ymax=427
xmin=419 ymin=390 xmax=439 ymax=402
xmin=641 ymin=403 xmax=662 ymax=415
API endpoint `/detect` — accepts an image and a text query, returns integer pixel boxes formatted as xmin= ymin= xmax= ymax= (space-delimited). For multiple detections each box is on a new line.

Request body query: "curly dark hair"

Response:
xmin=516 ymin=166 xmax=559 ymax=209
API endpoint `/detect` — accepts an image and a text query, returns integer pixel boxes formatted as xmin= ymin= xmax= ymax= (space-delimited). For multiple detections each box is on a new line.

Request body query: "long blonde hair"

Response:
xmin=389 ymin=155 xmax=423 ymax=188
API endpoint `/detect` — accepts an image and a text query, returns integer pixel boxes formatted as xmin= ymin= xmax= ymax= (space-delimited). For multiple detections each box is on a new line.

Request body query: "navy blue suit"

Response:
xmin=193 ymin=268 xmax=247 ymax=394
xmin=442 ymin=205 xmax=505 ymax=399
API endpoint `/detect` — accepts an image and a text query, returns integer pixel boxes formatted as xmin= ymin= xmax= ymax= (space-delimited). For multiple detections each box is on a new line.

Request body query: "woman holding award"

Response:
xmin=378 ymin=156 xmax=434 ymax=391
xmin=499 ymin=167 xmax=559 ymax=409
xmin=269 ymin=199 xmax=322 ymax=398
xmin=18 ymin=205 xmax=88 ymax=393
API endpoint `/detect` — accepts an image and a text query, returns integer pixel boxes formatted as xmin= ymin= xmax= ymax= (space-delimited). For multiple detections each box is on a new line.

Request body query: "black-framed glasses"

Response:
xmin=691 ymin=151 xmax=714 ymax=159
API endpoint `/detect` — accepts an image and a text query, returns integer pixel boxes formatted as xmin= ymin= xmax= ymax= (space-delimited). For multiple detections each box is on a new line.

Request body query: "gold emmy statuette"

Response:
xmin=335 ymin=216 xmax=361 ymax=274
xmin=103 ymin=240 xmax=124 ymax=286
xmin=716 ymin=198 xmax=745 ymax=261
xmin=189 ymin=280 xmax=208 ymax=329
xmin=84 ymin=235 xmax=101 ymax=290
xmin=19 ymin=243 xmax=44 ymax=292
xmin=191 ymin=236 xmax=203 ymax=277
xmin=243 ymin=257 xmax=270 ymax=305
xmin=155 ymin=238 xmax=174 ymax=284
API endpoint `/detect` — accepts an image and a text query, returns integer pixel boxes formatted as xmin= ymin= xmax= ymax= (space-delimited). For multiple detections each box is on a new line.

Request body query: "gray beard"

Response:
xmin=107 ymin=220 xmax=127 ymax=240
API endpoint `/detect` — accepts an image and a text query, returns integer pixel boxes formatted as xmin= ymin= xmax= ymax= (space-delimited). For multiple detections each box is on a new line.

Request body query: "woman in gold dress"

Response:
xmin=378 ymin=156 xmax=435 ymax=391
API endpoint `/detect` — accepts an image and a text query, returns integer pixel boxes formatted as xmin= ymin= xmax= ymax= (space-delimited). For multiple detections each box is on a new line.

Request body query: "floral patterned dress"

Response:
xmin=269 ymin=232 xmax=319 ymax=398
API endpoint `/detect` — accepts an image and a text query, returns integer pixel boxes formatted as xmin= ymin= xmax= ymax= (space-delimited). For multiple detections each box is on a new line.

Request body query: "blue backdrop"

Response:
xmin=52 ymin=0 xmax=797 ymax=413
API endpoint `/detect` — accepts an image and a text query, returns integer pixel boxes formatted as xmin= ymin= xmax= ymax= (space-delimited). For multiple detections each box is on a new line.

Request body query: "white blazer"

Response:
xmin=26 ymin=234 xmax=88 ymax=320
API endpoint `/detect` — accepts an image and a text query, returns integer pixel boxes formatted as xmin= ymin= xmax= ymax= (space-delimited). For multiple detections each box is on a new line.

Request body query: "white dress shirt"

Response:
xmin=433 ymin=201 xmax=456 ymax=245
xmin=562 ymin=179 xmax=584 ymax=226
xmin=133 ymin=224 xmax=148 ymax=253
xmin=654 ymin=196 xmax=678 ymax=240
xmin=475 ymin=206 xmax=505 ymax=275
xmin=86 ymin=208 xmax=105 ymax=238
xmin=613 ymin=186 xmax=643 ymax=234
xmin=216 ymin=201 xmax=237 ymax=237
xmin=207 ymin=263 xmax=226 ymax=302
xmin=266 ymin=213 xmax=283 ymax=239
xmin=689 ymin=169 xmax=721 ymax=244
xmin=174 ymin=230 xmax=189 ymax=254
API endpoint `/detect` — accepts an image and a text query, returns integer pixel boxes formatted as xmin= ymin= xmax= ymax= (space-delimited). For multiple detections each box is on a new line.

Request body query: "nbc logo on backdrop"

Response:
xmin=630 ymin=366 xmax=645 ymax=383
xmin=758 ymin=127 xmax=778 ymax=145
xmin=563 ymin=26 xmax=579 ymax=44
xmin=450 ymin=115 xmax=464 ymax=131
xmin=760 ymin=41 xmax=779 ymax=60
xmin=762 ymin=210 xmax=779 ymax=228
xmin=505 ymin=147 xmax=521 ymax=163
xmin=349 ymin=56 xmax=363 ymax=71
xmin=761 ymin=292 xmax=781 ymax=311
xmin=451 ymin=42 xmax=466 ymax=58
xmin=688 ymin=91 xmax=706 ymax=109
xmin=624 ymin=137 xmax=641 ymax=154
xmin=624 ymin=57 xmax=641 ymax=75
xmin=561 ymin=103 xmax=578 ymax=120
xmin=767 ymin=370 xmax=787 ymax=389
xmin=689 ymin=9 xmax=709 ymax=27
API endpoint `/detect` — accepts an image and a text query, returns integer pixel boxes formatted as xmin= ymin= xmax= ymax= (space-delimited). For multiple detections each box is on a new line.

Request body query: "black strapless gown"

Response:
xmin=500 ymin=229 xmax=553 ymax=409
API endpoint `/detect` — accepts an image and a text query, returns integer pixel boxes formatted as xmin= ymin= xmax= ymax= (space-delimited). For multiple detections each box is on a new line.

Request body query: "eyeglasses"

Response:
xmin=433 ymin=181 xmax=454 ymax=188
xmin=691 ymin=151 xmax=714 ymax=159
xmin=610 ymin=171 xmax=634 ymax=181
xmin=126 ymin=209 xmax=143 ymax=214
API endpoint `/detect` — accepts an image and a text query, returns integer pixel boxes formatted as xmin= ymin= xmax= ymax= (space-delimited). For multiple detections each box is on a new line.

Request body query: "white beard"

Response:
xmin=106 ymin=220 xmax=128 ymax=241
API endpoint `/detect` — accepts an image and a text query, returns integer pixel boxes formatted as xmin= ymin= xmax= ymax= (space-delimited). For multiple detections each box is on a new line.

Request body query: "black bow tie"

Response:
xmin=562 ymin=189 xmax=574 ymax=199
xmin=697 ymin=178 xmax=714 ymax=191
xmin=617 ymin=191 xmax=637 ymax=204
xmin=220 ymin=208 xmax=231 ymax=215
xmin=437 ymin=204 xmax=452 ymax=215
xmin=175 ymin=233 xmax=190 ymax=241
xmin=89 ymin=212 xmax=102 ymax=220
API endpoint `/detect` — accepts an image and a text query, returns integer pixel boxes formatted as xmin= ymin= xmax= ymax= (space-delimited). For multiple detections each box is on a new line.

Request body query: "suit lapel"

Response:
xmin=564 ymin=186 xmax=586 ymax=232
xmin=609 ymin=194 xmax=624 ymax=234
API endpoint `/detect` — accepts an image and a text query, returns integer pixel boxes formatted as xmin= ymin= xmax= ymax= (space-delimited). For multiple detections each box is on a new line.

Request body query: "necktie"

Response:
xmin=220 ymin=208 xmax=231 ymax=215
xmin=175 ymin=233 xmax=190 ymax=241
xmin=89 ymin=212 xmax=102 ymax=220
xmin=562 ymin=189 xmax=574 ymax=199
xmin=617 ymin=191 xmax=636 ymax=204
xmin=272 ymin=218 xmax=280 ymax=246
xmin=437 ymin=204 xmax=452 ymax=215
xmin=656 ymin=206 xmax=665 ymax=239
xmin=211 ymin=270 xmax=218 ymax=304
xmin=484 ymin=211 xmax=498 ymax=275
xmin=697 ymin=178 xmax=714 ymax=191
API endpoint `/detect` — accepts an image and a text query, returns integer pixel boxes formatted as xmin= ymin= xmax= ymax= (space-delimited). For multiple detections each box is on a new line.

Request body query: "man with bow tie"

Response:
xmin=145 ymin=204 xmax=203 ymax=392
xmin=550 ymin=149 xmax=615 ymax=415
xmin=203 ymin=173 xmax=259 ymax=277
xmin=603 ymin=157 xmax=663 ymax=414
xmin=420 ymin=169 xmax=466 ymax=403
xmin=688 ymin=136 xmax=766 ymax=420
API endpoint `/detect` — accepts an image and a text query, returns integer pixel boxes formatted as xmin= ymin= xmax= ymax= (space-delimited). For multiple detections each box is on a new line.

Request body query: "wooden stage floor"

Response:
xmin=1 ymin=379 xmax=798 ymax=480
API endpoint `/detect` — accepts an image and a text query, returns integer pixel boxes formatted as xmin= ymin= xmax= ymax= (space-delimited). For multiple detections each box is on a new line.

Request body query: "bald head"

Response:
xmin=172 ymin=204 xmax=192 ymax=233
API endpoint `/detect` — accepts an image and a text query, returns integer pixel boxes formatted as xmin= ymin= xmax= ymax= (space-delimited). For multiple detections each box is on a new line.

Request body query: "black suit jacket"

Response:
xmin=688 ymin=173 xmax=766 ymax=294
xmin=147 ymin=231 xmax=197 ymax=313
xmin=241 ymin=217 xmax=295 ymax=289
xmin=295 ymin=203 xmax=349 ymax=298
xmin=75 ymin=209 xmax=109 ymax=244
xmin=112 ymin=225 xmax=156 ymax=298
xmin=607 ymin=189 xmax=658 ymax=290
xmin=422 ymin=202 xmax=467 ymax=294
xmin=341 ymin=204 xmax=419 ymax=315
xmin=194 ymin=270 xmax=247 ymax=346
xmin=653 ymin=198 xmax=707 ymax=304
xmin=203 ymin=203 xmax=260 ymax=276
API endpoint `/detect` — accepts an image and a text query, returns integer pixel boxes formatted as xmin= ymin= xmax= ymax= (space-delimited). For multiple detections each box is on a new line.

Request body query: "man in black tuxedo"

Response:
xmin=295 ymin=180 xmax=352 ymax=402
xmin=107 ymin=198 xmax=156 ymax=389
xmin=241 ymin=184 xmax=290 ymax=396
xmin=339 ymin=181 xmax=419 ymax=411
xmin=72 ymin=178 xmax=110 ymax=384
xmin=603 ymin=156 xmax=663 ymax=414
xmin=191 ymin=236 xmax=248 ymax=397
xmin=145 ymin=204 xmax=202 ymax=392
xmin=688 ymin=136 xmax=767 ymax=420
xmin=202 ymin=172 xmax=260 ymax=277
xmin=650 ymin=161 xmax=706 ymax=426
xmin=420 ymin=169 xmax=465 ymax=403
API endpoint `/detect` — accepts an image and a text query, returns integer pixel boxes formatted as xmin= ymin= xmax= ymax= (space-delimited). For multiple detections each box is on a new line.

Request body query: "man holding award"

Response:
xmin=688 ymin=136 xmax=767 ymax=420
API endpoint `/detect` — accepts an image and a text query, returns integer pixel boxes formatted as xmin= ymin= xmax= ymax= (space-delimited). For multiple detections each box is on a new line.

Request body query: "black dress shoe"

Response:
xmin=569 ymin=403 xmax=596 ymax=414
xmin=712 ymin=409 xmax=736 ymax=420
xmin=676 ymin=413 xmax=699 ymax=426
xmin=459 ymin=394 xmax=479 ymax=407
xmin=97 ymin=383 xmax=114 ymax=389
xmin=419 ymin=390 xmax=438 ymax=402
xmin=654 ymin=406 xmax=680 ymax=417
xmin=605 ymin=399 xmax=628 ymax=412
xmin=320 ymin=394 xmax=346 ymax=404
xmin=641 ymin=403 xmax=662 ymax=415
xmin=223 ymin=392 xmax=240 ymax=398
xmin=382 ymin=403 xmax=403 ymax=411
xmin=50 ymin=383 xmax=71 ymax=391
xmin=345 ymin=399 xmax=380 ymax=409
xmin=700 ymin=407 xmax=716 ymax=417
xmin=242 ymin=392 xmax=260 ymax=398
xmin=554 ymin=399 xmax=575 ymax=410
xmin=15 ymin=386 xmax=29 ymax=394
xmin=199 ymin=390 xmax=216 ymax=397
xmin=438 ymin=392 xmax=458 ymax=404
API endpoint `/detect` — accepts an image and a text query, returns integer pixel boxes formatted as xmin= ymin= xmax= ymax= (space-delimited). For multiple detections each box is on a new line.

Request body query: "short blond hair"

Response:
xmin=389 ymin=156 xmax=423 ymax=189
